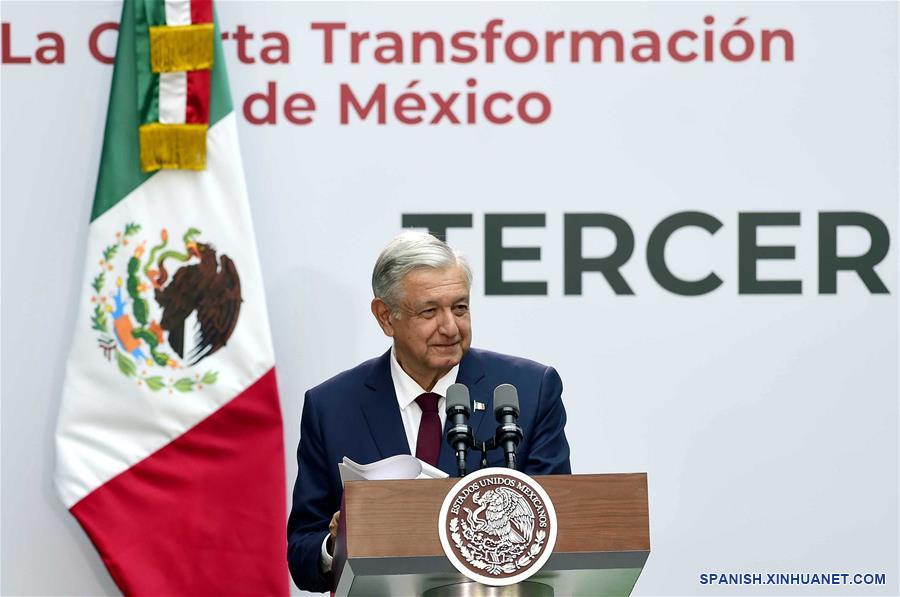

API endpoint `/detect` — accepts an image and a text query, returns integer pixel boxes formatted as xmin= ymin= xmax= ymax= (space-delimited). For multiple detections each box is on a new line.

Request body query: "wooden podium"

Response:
xmin=333 ymin=473 xmax=650 ymax=596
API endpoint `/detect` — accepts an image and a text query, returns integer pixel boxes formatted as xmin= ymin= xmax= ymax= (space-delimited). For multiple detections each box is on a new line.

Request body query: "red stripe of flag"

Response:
xmin=70 ymin=368 xmax=287 ymax=596
xmin=187 ymin=0 xmax=212 ymax=124
xmin=190 ymin=0 xmax=213 ymax=24
xmin=186 ymin=69 xmax=211 ymax=124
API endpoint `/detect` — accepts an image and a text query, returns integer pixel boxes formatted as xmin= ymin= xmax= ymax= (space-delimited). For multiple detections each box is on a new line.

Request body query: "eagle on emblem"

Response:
xmin=148 ymin=228 xmax=242 ymax=365
xmin=466 ymin=488 xmax=535 ymax=546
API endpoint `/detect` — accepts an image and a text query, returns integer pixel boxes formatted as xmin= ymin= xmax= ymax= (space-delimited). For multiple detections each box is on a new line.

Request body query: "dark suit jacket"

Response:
xmin=286 ymin=347 xmax=571 ymax=593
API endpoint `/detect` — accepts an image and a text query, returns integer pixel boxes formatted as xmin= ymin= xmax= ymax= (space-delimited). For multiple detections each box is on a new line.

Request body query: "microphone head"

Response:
xmin=493 ymin=384 xmax=519 ymax=418
xmin=445 ymin=383 xmax=471 ymax=416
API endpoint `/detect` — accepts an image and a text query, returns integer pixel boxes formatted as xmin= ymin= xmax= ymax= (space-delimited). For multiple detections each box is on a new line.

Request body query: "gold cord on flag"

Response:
xmin=149 ymin=24 xmax=214 ymax=73
xmin=139 ymin=13 xmax=214 ymax=172
xmin=139 ymin=123 xmax=208 ymax=171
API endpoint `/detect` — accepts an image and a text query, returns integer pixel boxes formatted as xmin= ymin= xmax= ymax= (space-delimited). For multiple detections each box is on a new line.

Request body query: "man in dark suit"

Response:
xmin=287 ymin=233 xmax=571 ymax=593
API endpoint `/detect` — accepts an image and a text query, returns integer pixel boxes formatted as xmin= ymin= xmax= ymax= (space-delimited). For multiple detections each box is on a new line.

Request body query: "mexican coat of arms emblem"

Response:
xmin=89 ymin=223 xmax=241 ymax=394
xmin=438 ymin=468 xmax=558 ymax=586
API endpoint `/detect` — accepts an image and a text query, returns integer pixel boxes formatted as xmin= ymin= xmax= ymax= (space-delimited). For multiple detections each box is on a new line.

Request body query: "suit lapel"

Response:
xmin=438 ymin=349 xmax=489 ymax=474
xmin=361 ymin=349 xmax=411 ymax=460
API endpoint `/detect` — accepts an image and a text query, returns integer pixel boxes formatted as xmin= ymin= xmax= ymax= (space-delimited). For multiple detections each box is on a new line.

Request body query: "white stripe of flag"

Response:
xmin=164 ymin=0 xmax=192 ymax=26
xmin=158 ymin=72 xmax=187 ymax=124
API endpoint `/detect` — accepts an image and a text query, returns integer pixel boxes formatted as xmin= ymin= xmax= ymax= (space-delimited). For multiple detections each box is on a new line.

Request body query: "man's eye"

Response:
xmin=420 ymin=308 xmax=436 ymax=318
xmin=453 ymin=305 xmax=469 ymax=314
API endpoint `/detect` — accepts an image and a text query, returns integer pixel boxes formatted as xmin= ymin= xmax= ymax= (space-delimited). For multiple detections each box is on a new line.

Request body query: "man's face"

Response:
xmin=372 ymin=265 xmax=472 ymax=387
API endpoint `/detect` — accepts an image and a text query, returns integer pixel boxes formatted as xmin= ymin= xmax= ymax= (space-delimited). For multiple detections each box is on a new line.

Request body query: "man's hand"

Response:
xmin=326 ymin=511 xmax=340 ymax=556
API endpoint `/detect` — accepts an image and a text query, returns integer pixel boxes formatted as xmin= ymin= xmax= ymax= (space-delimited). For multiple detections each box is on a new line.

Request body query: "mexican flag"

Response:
xmin=54 ymin=1 xmax=287 ymax=594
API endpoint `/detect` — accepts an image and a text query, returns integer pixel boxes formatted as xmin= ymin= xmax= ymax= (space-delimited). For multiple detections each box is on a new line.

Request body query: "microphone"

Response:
xmin=445 ymin=383 xmax=473 ymax=477
xmin=493 ymin=384 xmax=524 ymax=470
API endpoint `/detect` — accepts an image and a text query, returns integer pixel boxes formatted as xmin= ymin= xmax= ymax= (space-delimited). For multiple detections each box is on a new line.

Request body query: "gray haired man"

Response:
xmin=287 ymin=232 xmax=571 ymax=593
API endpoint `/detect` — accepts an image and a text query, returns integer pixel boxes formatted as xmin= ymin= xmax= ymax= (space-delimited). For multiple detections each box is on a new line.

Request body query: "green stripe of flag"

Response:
xmin=134 ymin=0 xmax=161 ymax=126
xmin=91 ymin=0 xmax=233 ymax=222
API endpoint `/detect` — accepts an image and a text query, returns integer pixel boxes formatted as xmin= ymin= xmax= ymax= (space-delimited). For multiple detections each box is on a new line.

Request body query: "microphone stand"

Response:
xmin=476 ymin=438 xmax=492 ymax=471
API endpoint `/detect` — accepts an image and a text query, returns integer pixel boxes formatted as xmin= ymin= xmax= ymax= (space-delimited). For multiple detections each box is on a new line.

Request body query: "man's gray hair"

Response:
xmin=372 ymin=232 xmax=473 ymax=310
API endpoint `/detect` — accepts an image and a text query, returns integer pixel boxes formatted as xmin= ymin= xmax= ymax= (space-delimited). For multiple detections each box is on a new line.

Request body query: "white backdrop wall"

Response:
xmin=1 ymin=2 xmax=897 ymax=595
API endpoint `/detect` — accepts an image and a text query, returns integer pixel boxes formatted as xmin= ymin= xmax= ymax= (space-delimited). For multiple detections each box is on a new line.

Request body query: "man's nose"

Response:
xmin=437 ymin=307 xmax=459 ymax=337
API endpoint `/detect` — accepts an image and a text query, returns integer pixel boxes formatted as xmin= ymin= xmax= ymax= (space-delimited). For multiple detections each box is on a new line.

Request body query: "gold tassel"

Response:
xmin=149 ymin=24 xmax=214 ymax=73
xmin=139 ymin=123 xmax=208 ymax=172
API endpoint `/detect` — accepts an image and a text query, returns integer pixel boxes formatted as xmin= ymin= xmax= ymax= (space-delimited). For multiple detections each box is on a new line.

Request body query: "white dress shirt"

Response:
xmin=389 ymin=346 xmax=459 ymax=456
xmin=321 ymin=348 xmax=460 ymax=571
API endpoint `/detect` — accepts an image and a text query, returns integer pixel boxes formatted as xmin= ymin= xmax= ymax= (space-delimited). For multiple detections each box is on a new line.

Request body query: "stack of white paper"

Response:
xmin=338 ymin=454 xmax=448 ymax=486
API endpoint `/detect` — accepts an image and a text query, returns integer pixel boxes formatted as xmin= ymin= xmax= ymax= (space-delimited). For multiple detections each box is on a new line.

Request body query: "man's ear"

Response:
xmin=371 ymin=298 xmax=394 ymax=337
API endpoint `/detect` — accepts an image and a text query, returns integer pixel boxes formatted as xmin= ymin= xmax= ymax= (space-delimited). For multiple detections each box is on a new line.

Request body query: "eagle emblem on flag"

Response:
xmin=90 ymin=222 xmax=241 ymax=393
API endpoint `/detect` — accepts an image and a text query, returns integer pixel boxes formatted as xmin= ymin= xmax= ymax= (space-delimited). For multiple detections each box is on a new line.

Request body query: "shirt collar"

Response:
xmin=390 ymin=346 xmax=460 ymax=409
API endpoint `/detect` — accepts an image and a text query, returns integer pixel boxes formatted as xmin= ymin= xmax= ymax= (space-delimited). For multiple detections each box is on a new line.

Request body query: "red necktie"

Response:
xmin=415 ymin=392 xmax=442 ymax=467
